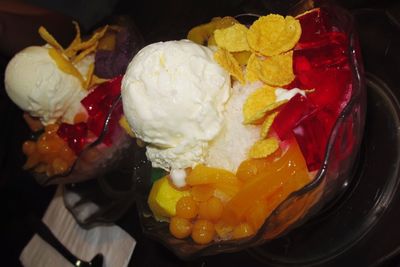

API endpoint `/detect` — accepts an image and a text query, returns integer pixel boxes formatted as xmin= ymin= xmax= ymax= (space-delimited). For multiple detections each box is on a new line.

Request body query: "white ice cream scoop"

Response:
xmin=5 ymin=46 xmax=91 ymax=125
xmin=122 ymin=39 xmax=231 ymax=171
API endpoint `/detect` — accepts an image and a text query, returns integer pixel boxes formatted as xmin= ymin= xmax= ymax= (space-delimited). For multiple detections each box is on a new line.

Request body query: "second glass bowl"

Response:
xmin=133 ymin=0 xmax=366 ymax=259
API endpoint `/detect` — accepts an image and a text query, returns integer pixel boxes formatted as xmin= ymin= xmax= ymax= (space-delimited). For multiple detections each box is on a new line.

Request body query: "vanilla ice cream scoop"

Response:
xmin=122 ymin=40 xmax=230 ymax=171
xmin=5 ymin=46 xmax=91 ymax=125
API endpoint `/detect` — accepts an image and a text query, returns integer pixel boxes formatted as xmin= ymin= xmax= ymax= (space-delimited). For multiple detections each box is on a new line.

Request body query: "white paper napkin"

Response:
xmin=20 ymin=186 xmax=136 ymax=267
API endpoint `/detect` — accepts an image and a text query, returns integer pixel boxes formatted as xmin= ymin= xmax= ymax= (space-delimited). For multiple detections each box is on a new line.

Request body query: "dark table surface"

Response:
xmin=2 ymin=0 xmax=400 ymax=266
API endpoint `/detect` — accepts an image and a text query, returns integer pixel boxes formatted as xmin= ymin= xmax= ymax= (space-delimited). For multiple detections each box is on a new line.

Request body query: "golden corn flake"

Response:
xmin=248 ymin=138 xmax=279 ymax=159
xmin=232 ymin=51 xmax=252 ymax=66
xmin=40 ymin=22 xmax=111 ymax=90
xmin=187 ymin=23 xmax=215 ymax=45
xmin=73 ymin=42 xmax=98 ymax=64
xmin=38 ymin=26 xmax=63 ymax=51
xmin=214 ymin=48 xmax=244 ymax=84
xmin=260 ymin=111 xmax=278 ymax=138
xmin=187 ymin=16 xmax=238 ymax=46
xmin=90 ymin=75 xmax=109 ymax=88
xmin=73 ymin=25 xmax=108 ymax=51
xmin=245 ymin=53 xmax=259 ymax=83
xmin=65 ymin=21 xmax=82 ymax=58
xmin=214 ymin=23 xmax=250 ymax=52
xmin=83 ymin=63 xmax=95 ymax=90
xmin=243 ymin=85 xmax=276 ymax=124
xmin=255 ymin=51 xmax=295 ymax=87
xmin=247 ymin=14 xmax=301 ymax=57
xmin=213 ymin=16 xmax=239 ymax=29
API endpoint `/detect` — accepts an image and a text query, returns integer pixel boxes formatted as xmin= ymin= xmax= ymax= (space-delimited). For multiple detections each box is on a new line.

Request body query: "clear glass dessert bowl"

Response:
xmin=132 ymin=0 xmax=366 ymax=259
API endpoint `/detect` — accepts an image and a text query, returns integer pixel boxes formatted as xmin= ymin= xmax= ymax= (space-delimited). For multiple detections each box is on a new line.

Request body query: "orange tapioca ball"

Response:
xmin=36 ymin=135 xmax=50 ymax=154
xmin=232 ymin=222 xmax=255 ymax=239
xmin=198 ymin=197 xmax=224 ymax=221
xmin=176 ymin=196 xmax=198 ymax=219
xmin=169 ymin=216 xmax=193 ymax=239
xmin=191 ymin=219 xmax=215 ymax=245
xmin=38 ymin=137 xmax=63 ymax=155
xmin=60 ymin=146 xmax=77 ymax=163
xmin=190 ymin=184 xmax=215 ymax=202
xmin=41 ymin=152 xmax=58 ymax=164
xmin=236 ymin=148 xmax=283 ymax=183
xmin=52 ymin=158 xmax=69 ymax=175
xmin=215 ymin=221 xmax=234 ymax=240
xmin=48 ymin=139 xmax=64 ymax=154
xmin=22 ymin=141 xmax=37 ymax=156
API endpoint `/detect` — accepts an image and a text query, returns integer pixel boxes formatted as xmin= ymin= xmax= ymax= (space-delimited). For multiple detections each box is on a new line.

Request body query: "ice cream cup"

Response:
xmin=132 ymin=0 xmax=366 ymax=258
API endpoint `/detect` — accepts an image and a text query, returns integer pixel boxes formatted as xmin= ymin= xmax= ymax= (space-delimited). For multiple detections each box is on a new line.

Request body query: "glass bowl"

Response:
xmin=22 ymin=16 xmax=146 ymax=227
xmin=133 ymin=0 xmax=366 ymax=259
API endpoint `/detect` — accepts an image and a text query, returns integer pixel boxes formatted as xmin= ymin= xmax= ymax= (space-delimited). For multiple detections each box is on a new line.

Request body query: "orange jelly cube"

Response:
xmin=225 ymin=138 xmax=311 ymax=223
xmin=186 ymin=164 xmax=242 ymax=201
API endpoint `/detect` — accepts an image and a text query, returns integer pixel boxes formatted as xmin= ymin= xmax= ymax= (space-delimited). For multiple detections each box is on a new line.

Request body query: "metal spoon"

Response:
xmin=29 ymin=214 xmax=104 ymax=267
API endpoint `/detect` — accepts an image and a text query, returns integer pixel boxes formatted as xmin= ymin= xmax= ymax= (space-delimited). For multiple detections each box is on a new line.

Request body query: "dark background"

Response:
xmin=1 ymin=0 xmax=400 ymax=266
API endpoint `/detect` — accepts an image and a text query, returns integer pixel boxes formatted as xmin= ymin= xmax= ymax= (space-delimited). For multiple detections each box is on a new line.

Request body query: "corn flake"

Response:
xmin=39 ymin=22 xmax=111 ymax=90
xmin=213 ymin=16 xmax=239 ymax=29
xmin=214 ymin=23 xmax=250 ymax=52
xmin=73 ymin=25 xmax=108 ymax=51
xmin=187 ymin=16 xmax=238 ymax=46
xmin=260 ymin=111 xmax=278 ymax=138
xmin=247 ymin=14 xmax=301 ymax=57
xmin=245 ymin=53 xmax=261 ymax=83
xmin=65 ymin=21 xmax=82 ymax=58
xmin=73 ymin=42 xmax=98 ymax=64
xmin=214 ymin=48 xmax=244 ymax=84
xmin=254 ymin=51 xmax=295 ymax=87
xmin=245 ymin=53 xmax=259 ymax=83
xmin=38 ymin=26 xmax=63 ymax=51
xmin=83 ymin=63 xmax=95 ymax=90
xmin=90 ymin=75 xmax=109 ymax=87
xmin=232 ymin=51 xmax=251 ymax=66
xmin=243 ymin=85 xmax=275 ymax=124
xmin=248 ymin=138 xmax=279 ymax=159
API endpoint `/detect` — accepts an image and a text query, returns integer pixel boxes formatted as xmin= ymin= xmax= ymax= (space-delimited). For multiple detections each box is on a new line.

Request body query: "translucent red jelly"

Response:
xmin=272 ymin=8 xmax=353 ymax=171
xmin=57 ymin=75 xmax=123 ymax=154
xmin=57 ymin=122 xmax=88 ymax=154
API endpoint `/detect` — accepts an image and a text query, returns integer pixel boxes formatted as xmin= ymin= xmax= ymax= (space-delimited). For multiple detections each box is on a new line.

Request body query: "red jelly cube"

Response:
xmin=57 ymin=122 xmax=88 ymax=154
xmin=81 ymin=75 xmax=123 ymax=145
xmin=296 ymin=8 xmax=328 ymax=46
xmin=294 ymin=32 xmax=348 ymax=68
xmin=277 ymin=7 xmax=354 ymax=171
xmin=272 ymin=94 xmax=316 ymax=141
